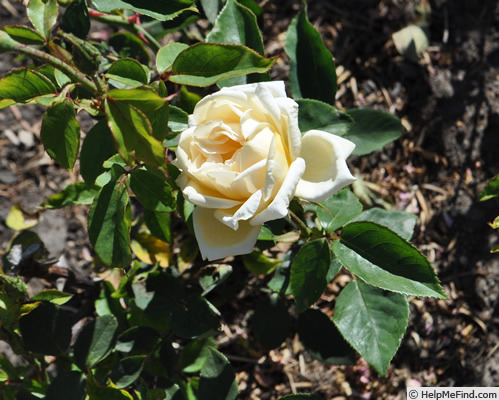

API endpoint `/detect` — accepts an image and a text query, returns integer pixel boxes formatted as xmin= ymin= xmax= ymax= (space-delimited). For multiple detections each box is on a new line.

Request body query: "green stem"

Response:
xmin=90 ymin=12 xmax=161 ymax=53
xmin=16 ymin=43 xmax=98 ymax=94
xmin=289 ymin=210 xmax=312 ymax=239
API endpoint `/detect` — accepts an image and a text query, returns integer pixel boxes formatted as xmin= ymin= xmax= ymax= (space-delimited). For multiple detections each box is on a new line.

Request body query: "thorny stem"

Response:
xmin=15 ymin=43 xmax=99 ymax=94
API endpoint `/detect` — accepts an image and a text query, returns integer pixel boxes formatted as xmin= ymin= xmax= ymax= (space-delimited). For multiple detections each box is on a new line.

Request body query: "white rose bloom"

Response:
xmin=173 ymin=81 xmax=356 ymax=261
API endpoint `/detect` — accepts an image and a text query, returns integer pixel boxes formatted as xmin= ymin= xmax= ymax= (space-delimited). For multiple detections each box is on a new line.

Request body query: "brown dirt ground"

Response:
xmin=0 ymin=0 xmax=498 ymax=399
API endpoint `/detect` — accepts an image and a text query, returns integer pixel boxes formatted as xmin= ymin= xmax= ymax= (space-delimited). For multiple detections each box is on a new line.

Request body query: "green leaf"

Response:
xmin=129 ymin=168 xmax=176 ymax=212
xmin=27 ymin=0 xmax=58 ymax=39
xmin=42 ymin=182 xmax=98 ymax=209
xmin=198 ymin=348 xmax=238 ymax=400
xmin=206 ymin=0 xmax=266 ymax=87
xmin=479 ymin=174 xmax=499 ymax=201
xmin=87 ymin=372 xmax=133 ymax=400
xmin=105 ymin=99 xmax=165 ymax=168
xmin=243 ymin=250 xmax=280 ymax=275
xmin=333 ymin=221 xmax=447 ymax=298
xmin=171 ymin=294 xmax=219 ymax=339
xmin=74 ymin=315 xmax=119 ymax=368
xmin=156 ymin=43 xmax=189 ymax=74
xmin=88 ymin=169 xmax=131 ymax=268
xmin=285 ymin=8 xmax=337 ymax=104
xmin=31 ymin=289 xmax=72 ymax=305
xmin=297 ymin=99 xmax=353 ymax=136
xmin=170 ymin=43 xmax=276 ymax=87
xmin=252 ymin=294 xmax=290 ymax=350
xmin=105 ymin=58 xmax=148 ymax=88
xmin=316 ymin=188 xmax=363 ymax=233
xmin=199 ymin=264 xmax=232 ymax=295
xmin=200 ymin=0 xmax=223 ymax=23
xmin=107 ymin=86 xmax=167 ymax=113
xmin=115 ymin=326 xmax=159 ymax=354
xmin=344 ymin=108 xmax=404 ymax=156
xmin=110 ymin=356 xmax=146 ymax=389
xmin=351 ymin=208 xmax=417 ymax=240
xmin=297 ymin=309 xmax=356 ymax=365
xmin=168 ymin=105 xmax=189 ymax=133
xmin=333 ymin=280 xmax=409 ymax=375
xmin=45 ymin=371 xmax=86 ymax=400
xmin=90 ymin=0 xmax=198 ymax=21
xmin=109 ymin=32 xmax=150 ymax=65
xmin=19 ymin=302 xmax=71 ymax=355
xmin=144 ymin=210 xmax=171 ymax=243
xmin=2 ymin=25 xmax=44 ymax=45
xmin=61 ymin=0 xmax=90 ymax=39
xmin=41 ymin=99 xmax=80 ymax=170
xmin=178 ymin=337 xmax=217 ymax=373
xmin=0 ymin=68 xmax=56 ymax=103
xmin=290 ymin=239 xmax=331 ymax=312
xmin=80 ymin=120 xmax=117 ymax=186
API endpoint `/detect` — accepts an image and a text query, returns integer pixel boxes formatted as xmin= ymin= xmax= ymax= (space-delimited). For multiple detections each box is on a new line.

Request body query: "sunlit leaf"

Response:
xmin=0 ymin=68 xmax=56 ymax=103
xmin=351 ymin=208 xmax=417 ymax=240
xmin=129 ymin=168 xmax=175 ymax=212
xmin=2 ymin=25 xmax=44 ymax=44
xmin=156 ymin=43 xmax=189 ymax=74
xmin=316 ymin=189 xmax=363 ymax=233
xmin=27 ymin=0 xmax=58 ymax=39
xmin=31 ymin=289 xmax=72 ymax=305
xmin=479 ymin=174 xmax=499 ymax=201
xmin=5 ymin=205 xmax=39 ymax=231
xmin=90 ymin=0 xmax=198 ymax=21
xmin=297 ymin=99 xmax=353 ymax=136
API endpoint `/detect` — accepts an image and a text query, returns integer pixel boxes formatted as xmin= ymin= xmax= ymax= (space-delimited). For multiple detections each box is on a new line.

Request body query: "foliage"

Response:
xmin=0 ymin=0 xmax=446 ymax=398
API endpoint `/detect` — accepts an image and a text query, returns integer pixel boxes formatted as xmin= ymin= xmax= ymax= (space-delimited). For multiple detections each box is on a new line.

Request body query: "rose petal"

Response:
xmin=193 ymin=207 xmax=261 ymax=261
xmin=214 ymin=190 xmax=263 ymax=230
xmin=275 ymin=97 xmax=301 ymax=160
xmin=295 ymin=130 xmax=356 ymax=202
xmin=251 ymin=157 xmax=306 ymax=226
xmin=177 ymin=175 xmax=241 ymax=209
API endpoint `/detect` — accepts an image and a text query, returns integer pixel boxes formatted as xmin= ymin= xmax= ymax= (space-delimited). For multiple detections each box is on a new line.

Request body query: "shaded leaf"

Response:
xmin=297 ymin=309 xmax=356 ymax=365
xmin=105 ymin=58 xmax=148 ymax=88
xmin=144 ymin=210 xmax=171 ymax=243
xmin=297 ymin=99 xmax=353 ymax=136
xmin=170 ymin=43 xmax=276 ymax=87
xmin=171 ymin=294 xmax=219 ymax=339
xmin=42 ymin=182 xmax=98 ymax=209
xmin=129 ymin=168 xmax=175 ymax=212
xmin=178 ymin=337 xmax=217 ymax=373
xmin=31 ymin=289 xmax=72 ymax=305
xmin=243 ymin=250 xmax=280 ymax=275
xmin=110 ymin=356 xmax=146 ymax=389
xmin=345 ymin=108 xmax=404 ymax=156
xmin=109 ymin=32 xmax=150 ymax=64
xmin=0 ymin=68 xmax=56 ymax=103
xmin=333 ymin=280 xmax=409 ymax=375
xmin=253 ymin=294 xmax=290 ymax=350
xmin=61 ymin=0 xmax=90 ymax=39
xmin=19 ymin=302 xmax=71 ymax=355
xmin=131 ymin=232 xmax=171 ymax=267
xmin=285 ymin=8 xmax=337 ymax=104
xmin=86 ymin=372 xmax=133 ymax=400
xmin=199 ymin=264 xmax=232 ymax=295
xmin=45 ymin=371 xmax=85 ymax=400
xmin=290 ymin=239 xmax=331 ymax=312
xmin=333 ymin=221 xmax=447 ymax=298
xmin=479 ymin=174 xmax=499 ymax=201
xmin=200 ymin=0 xmax=223 ymax=23
xmin=198 ymin=348 xmax=238 ymax=400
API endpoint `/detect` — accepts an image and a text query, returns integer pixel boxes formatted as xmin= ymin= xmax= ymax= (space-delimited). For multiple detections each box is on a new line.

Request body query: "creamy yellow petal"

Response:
xmin=193 ymin=207 xmax=261 ymax=261
xmin=295 ymin=130 xmax=356 ymax=202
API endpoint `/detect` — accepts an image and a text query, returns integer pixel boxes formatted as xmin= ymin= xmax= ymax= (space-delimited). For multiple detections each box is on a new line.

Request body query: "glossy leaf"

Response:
xmin=74 ymin=315 xmax=119 ymax=368
xmin=90 ymin=0 xmax=197 ymax=21
xmin=333 ymin=221 xmax=447 ymax=298
xmin=88 ymin=168 xmax=131 ymax=268
xmin=344 ymin=108 xmax=404 ymax=156
xmin=27 ymin=0 xmax=58 ymax=39
xmin=200 ymin=0 xmax=223 ymax=23
xmin=2 ymin=25 xmax=44 ymax=45
xmin=297 ymin=99 xmax=353 ymax=136
xmin=105 ymin=99 xmax=165 ymax=168
xmin=41 ymin=100 xmax=80 ymax=170
xmin=206 ymin=0 xmax=265 ymax=87
xmin=42 ymin=182 xmax=98 ymax=209
xmin=19 ymin=302 xmax=71 ymax=355
xmin=110 ymin=356 xmax=146 ymax=389
xmin=80 ymin=120 xmax=117 ymax=186
xmin=61 ymin=0 xmax=90 ymax=39
xmin=156 ymin=43 xmax=189 ymax=74
xmin=351 ymin=208 xmax=417 ymax=240
xmin=144 ymin=210 xmax=171 ymax=243
xmin=105 ymin=58 xmax=148 ymax=88
xmin=297 ymin=309 xmax=356 ymax=365
xmin=170 ymin=43 xmax=276 ymax=87
xmin=198 ymin=348 xmax=238 ymax=400
xmin=285 ymin=8 xmax=337 ymax=104
xmin=317 ymin=189 xmax=363 ymax=233
xmin=0 ymin=68 xmax=56 ymax=103
xmin=129 ymin=168 xmax=176 ymax=212
xmin=86 ymin=372 xmax=133 ymax=400
xmin=333 ymin=280 xmax=409 ymax=375
xmin=178 ymin=337 xmax=217 ymax=373
xmin=290 ymin=239 xmax=331 ymax=312
xmin=479 ymin=174 xmax=499 ymax=201
xmin=168 ymin=105 xmax=189 ymax=133
xmin=253 ymin=294 xmax=290 ymax=350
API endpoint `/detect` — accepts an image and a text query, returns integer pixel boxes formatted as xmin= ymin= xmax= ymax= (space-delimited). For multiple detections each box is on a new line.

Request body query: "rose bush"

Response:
xmin=174 ymin=81 xmax=356 ymax=260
